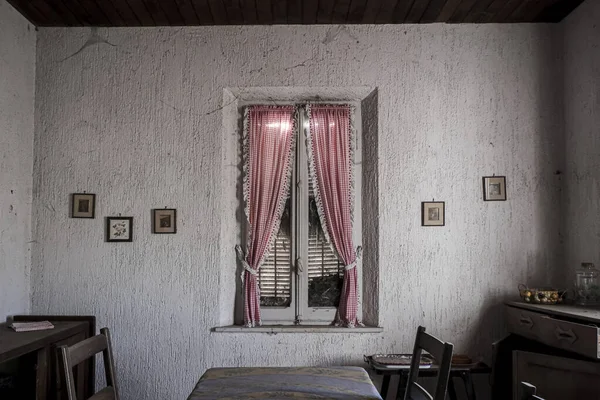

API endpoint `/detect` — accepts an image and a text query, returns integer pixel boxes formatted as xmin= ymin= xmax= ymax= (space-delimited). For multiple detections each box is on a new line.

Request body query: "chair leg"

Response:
xmin=381 ymin=375 xmax=390 ymax=398
xmin=386 ymin=375 xmax=401 ymax=400
xmin=460 ymin=371 xmax=476 ymax=400
xmin=447 ymin=377 xmax=458 ymax=400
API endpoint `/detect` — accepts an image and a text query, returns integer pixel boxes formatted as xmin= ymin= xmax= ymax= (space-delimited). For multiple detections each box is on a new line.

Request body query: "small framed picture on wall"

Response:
xmin=71 ymin=193 xmax=96 ymax=218
xmin=482 ymin=176 xmax=507 ymax=201
xmin=106 ymin=216 xmax=133 ymax=242
xmin=152 ymin=209 xmax=177 ymax=234
xmin=422 ymin=201 xmax=445 ymax=227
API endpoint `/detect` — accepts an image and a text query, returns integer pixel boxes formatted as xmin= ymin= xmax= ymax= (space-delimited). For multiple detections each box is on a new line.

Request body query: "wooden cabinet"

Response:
xmin=0 ymin=316 xmax=95 ymax=400
xmin=513 ymin=351 xmax=600 ymax=400
xmin=496 ymin=302 xmax=600 ymax=400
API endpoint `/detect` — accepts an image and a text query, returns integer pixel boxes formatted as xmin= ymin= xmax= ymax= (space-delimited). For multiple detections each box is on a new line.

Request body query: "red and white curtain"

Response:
xmin=236 ymin=105 xmax=296 ymax=327
xmin=306 ymin=104 xmax=362 ymax=328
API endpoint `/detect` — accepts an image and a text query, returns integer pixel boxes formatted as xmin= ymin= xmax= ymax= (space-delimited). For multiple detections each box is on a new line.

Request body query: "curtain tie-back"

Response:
xmin=235 ymin=245 xmax=258 ymax=284
xmin=344 ymin=246 xmax=363 ymax=271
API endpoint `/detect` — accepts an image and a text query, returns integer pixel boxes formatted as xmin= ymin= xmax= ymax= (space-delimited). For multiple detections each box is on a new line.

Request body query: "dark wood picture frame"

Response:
xmin=482 ymin=176 xmax=507 ymax=201
xmin=421 ymin=201 xmax=445 ymax=227
xmin=152 ymin=209 xmax=177 ymax=234
xmin=105 ymin=217 xmax=133 ymax=242
xmin=71 ymin=193 xmax=96 ymax=219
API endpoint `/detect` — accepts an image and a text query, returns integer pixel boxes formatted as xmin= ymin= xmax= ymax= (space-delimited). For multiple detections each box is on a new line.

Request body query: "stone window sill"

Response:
xmin=212 ymin=325 xmax=383 ymax=333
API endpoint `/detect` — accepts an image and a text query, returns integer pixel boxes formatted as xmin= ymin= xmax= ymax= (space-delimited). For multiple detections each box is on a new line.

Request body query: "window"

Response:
xmin=251 ymin=104 xmax=362 ymax=325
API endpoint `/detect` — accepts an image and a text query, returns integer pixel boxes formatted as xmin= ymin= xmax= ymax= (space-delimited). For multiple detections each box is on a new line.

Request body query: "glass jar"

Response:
xmin=575 ymin=262 xmax=600 ymax=306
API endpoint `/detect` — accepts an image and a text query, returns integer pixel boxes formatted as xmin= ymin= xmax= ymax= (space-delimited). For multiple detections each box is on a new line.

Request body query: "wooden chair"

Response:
xmin=58 ymin=327 xmax=119 ymax=400
xmin=403 ymin=326 xmax=454 ymax=400
xmin=520 ymin=382 xmax=545 ymax=400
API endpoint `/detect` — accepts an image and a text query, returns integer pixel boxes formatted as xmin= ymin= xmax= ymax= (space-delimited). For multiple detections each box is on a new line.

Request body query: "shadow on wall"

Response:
xmin=529 ymin=26 xmax=565 ymax=289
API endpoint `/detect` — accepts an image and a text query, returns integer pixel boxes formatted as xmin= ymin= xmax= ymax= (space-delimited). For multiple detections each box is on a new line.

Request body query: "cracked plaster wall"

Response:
xmin=563 ymin=0 xmax=600 ymax=279
xmin=32 ymin=24 xmax=563 ymax=399
xmin=0 ymin=0 xmax=35 ymax=318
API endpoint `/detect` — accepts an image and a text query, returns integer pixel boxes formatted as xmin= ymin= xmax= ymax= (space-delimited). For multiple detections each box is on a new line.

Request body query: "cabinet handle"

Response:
xmin=519 ymin=315 xmax=533 ymax=328
xmin=555 ymin=326 xmax=577 ymax=344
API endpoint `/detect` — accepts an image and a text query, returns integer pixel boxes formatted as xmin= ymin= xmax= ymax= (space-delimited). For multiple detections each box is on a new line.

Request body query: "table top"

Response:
xmin=506 ymin=301 xmax=600 ymax=324
xmin=187 ymin=367 xmax=383 ymax=400
xmin=0 ymin=321 xmax=87 ymax=363
xmin=368 ymin=360 xmax=490 ymax=375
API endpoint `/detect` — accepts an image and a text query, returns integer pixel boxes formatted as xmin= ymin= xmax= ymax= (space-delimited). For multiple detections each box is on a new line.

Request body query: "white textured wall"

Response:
xmin=32 ymin=25 xmax=563 ymax=399
xmin=0 ymin=0 xmax=35 ymax=318
xmin=563 ymin=0 xmax=600 ymax=280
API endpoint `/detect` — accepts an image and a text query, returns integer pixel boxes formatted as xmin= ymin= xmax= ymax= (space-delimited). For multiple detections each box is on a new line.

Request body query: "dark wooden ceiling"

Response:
xmin=7 ymin=0 xmax=584 ymax=26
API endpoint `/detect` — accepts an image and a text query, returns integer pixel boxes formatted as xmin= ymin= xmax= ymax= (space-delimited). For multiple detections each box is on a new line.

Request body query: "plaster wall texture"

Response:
xmin=32 ymin=24 xmax=563 ymax=399
xmin=0 ymin=0 xmax=35 ymax=318
xmin=563 ymin=0 xmax=600 ymax=280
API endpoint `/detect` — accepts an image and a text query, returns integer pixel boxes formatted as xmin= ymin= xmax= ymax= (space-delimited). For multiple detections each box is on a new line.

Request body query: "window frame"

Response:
xmin=238 ymin=100 xmax=363 ymax=325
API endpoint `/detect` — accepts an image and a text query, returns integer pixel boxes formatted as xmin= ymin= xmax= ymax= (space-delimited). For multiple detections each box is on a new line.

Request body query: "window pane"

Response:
xmin=259 ymin=199 xmax=292 ymax=307
xmin=307 ymin=180 xmax=343 ymax=308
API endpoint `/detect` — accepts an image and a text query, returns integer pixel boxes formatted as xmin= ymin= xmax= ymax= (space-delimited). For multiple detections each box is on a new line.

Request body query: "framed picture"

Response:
xmin=152 ymin=209 xmax=177 ymax=234
xmin=71 ymin=193 xmax=96 ymax=218
xmin=422 ymin=201 xmax=445 ymax=227
xmin=106 ymin=217 xmax=133 ymax=242
xmin=482 ymin=176 xmax=507 ymax=201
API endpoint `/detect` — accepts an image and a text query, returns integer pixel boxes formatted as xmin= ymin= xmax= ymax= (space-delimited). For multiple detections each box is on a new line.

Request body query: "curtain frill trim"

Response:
xmin=245 ymin=320 xmax=261 ymax=328
xmin=238 ymin=105 xmax=298 ymax=328
xmin=305 ymin=104 xmax=363 ymax=329
xmin=305 ymin=104 xmax=358 ymax=266
xmin=305 ymin=104 xmax=338 ymax=261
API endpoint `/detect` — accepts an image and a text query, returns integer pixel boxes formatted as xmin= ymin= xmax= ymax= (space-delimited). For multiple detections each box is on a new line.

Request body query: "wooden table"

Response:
xmin=369 ymin=361 xmax=491 ymax=400
xmin=0 ymin=316 xmax=95 ymax=399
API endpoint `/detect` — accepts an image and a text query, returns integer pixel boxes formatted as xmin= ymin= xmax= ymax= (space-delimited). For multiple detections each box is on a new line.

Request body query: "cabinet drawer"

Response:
xmin=506 ymin=307 xmax=546 ymax=341
xmin=537 ymin=316 xmax=600 ymax=359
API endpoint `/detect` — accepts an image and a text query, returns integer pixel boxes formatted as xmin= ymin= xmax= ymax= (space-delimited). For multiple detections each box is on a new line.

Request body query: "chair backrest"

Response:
xmin=58 ymin=327 xmax=119 ymax=400
xmin=403 ymin=326 xmax=454 ymax=400
xmin=520 ymin=382 xmax=545 ymax=400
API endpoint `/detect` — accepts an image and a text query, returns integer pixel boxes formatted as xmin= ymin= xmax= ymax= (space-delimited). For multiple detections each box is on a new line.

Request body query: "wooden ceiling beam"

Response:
xmin=255 ymin=0 xmax=273 ymax=24
xmin=106 ymin=0 xmax=143 ymax=25
xmin=504 ymin=0 xmax=535 ymax=22
xmin=58 ymin=0 xmax=93 ymax=25
xmin=141 ymin=0 xmax=171 ymax=25
xmin=346 ymin=0 xmax=369 ymax=23
xmin=475 ymin=0 xmax=504 ymax=23
xmin=493 ymin=0 xmax=522 ymax=22
xmin=45 ymin=0 xmax=82 ymax=25
xmin=158 ymin=1 xmax=187 ymax=25
xmin=448 ymin=0 xmax=479 ymax=22
xmin=28 ymin=0 xmax=69 ymax=25
xmin=4 ymin=0 xmax=588 ymax=26
xmin=360 ymin=0 xmax=384 ymax=23
xmin=123 ymin=0 xmax=156 ymax=25
xmin=189 ymin=0 xmax=214 ymax=24
xmin=535 ymin=0 xmax=584 ymax=22
xmin=405 ymin=0 xmax=431 ymax=22
xmin=374 ymin=0 xmax=399 ymax=23
xmin=332 ymin=0 xmax=353 ymax=23
xmin=392 ymin=0 xmax=417 ymax=23
xmin=174 ymin=0 xmax=201 ymax=25
xmin=316 ymin=0 xmax=336 ymax=23
xmin=90 ymin=0 xmax=127 ymax=25
xmin=435 ymin=0 xmax=461 ymax=21
xmin=419 ymin=0 xmax=448 ymax=22
xmin=461 ymin=0 xmax=495 ymax=22
xmin=271 ymin=0 xmax=287 ymax=23
xmin=287 ymin=0 xmax=302 ymax=23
